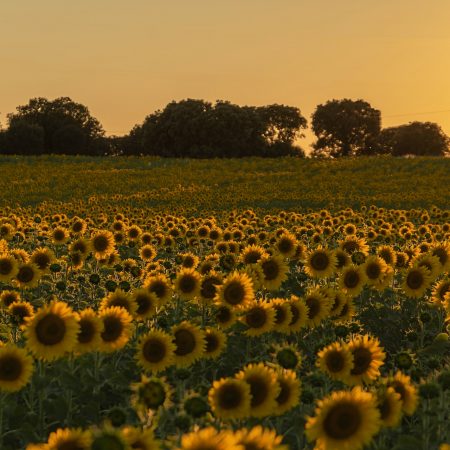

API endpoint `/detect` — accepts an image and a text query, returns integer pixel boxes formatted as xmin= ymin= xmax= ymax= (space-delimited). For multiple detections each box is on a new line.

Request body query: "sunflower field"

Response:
xmin=0 ymin=156 xmax=449 ymax=450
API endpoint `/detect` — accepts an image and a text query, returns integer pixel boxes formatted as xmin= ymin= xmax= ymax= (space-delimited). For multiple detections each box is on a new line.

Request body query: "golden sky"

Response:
xmin=1 ymin=0 xmax=450 ymax=149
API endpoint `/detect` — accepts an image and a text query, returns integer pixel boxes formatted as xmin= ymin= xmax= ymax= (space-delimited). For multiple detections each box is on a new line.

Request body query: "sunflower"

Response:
xmin=98 ymin=307 xmax=133 ymax=353
xmin=46 ymin=428 xmax=92 ymax=450
xmin=269 ymin=298 xmax=293 ymax=333
xmin=241 ymin=301 xmax=275 ymax=336
xmin=131 ymin=375 xmax=172 ymax=414
xmin=208 ymin=377 xmax=251 ymax=419
xmin=305 ymin=387 xmax=381 ymax=450
xmin=338 ymin=265 xmax=367 ymax=297
xmin=334 ymin=297 xmax=356 ymax=323
xmin=136 ymin=329 xmax=175 ymax=373
xmin=317 ymin=341 xmax=354 ymax=382
xmin=339 ymin=237 xmax=369 ymax=256
xmin=174 ymin=268 xmax=202 ymax=301
xmin=14 ymin=262 xmax=42 ymax=289
xmin=431 ymin=279 xmax=450 ymax=305
xmin=431 ymin=242 xmax=450 ymax=271
xmin=131 ymin=289 xmax=158 ymax=320
xmin=139 ymin=244 xmax=157 ymax=262
xmin=236 ymin=363 xmax=280 ymax=418
xmin=90 ymin=426 xmax=130 ymax=450
xmin=274 ymin=232 xmax=298 ymax=258
xmin=172 ymin=321 xmax=205 ymax=368
xmin=69 ymin=238 xmax=91 ymax=257
xmin=177 ymin=427 xmax=240 ymax=450
xmin=144 ymin=274 xmax=173 ymax=306
xmin=402 ymin=265 xmax=432 ymax=298
xmin=90 ymin=230 xmax=115 ymax=259
xmin=30 ymin=247 xmax=56 ymax=273
xmin=334 ymin=249 xmax=351 ymax=271
xmin=100 ymin=289 xmax=137 ymax=315
xmin=0 ymin=290 xmax=20 ymax=308
xmin=234 ymin=426 xmax=288 ymax=450
xmin=203 ymin=328 xmax=227 ymax=359
xmin=122 ymin=426 xmax=160 ymax=450
xmin=74 ymin=309 xmax=103 ymax=354
xmin=215 ymin=305 xmax=237 ymax=329
xmin=216 ymin=272 xmax=254 ymax=309
xmin=375 ymin=386 xmax=403 ymax=428
xmin=0 ymin=345 xmax=34 ymax=392
xmin=286 ymin=296 xmax=308 ymax=332
xmin=362 ymin=256 xmax=387 ymax=287
xmin=304 ymin=247 xmax=337 ymax=279
xmin=0 ymin=253 xmax=19 ymax=282
xmin=199 ymin=271 xmax=223 ymax=304
xmin=9 ymin=301 xmax=35 ymax=327
xmin=347 ymin=335 xmax=385 ymax=386
xmin=273 ymin=369 xmax=300 ymax=416
xmin=51 ymin=227 xmax=69 ymax=245
xmin=25 ymin=300 xmax=79 ymax=361
xmin=377 ymin=245 xmax=397 ymax=267
xmin=328 ymin=291 xmax=348 ymax=317
xmin=259 ymin=255 xmax=289 ymax=291
xmin=70 ymin=217 xmax=87 ymax=235
xmin=240 ymin=244 xmax=268 ymax=265
xmin=387 ymin=371 xmax=418 ymax=416
xmin=304 ymin=290 xmax=331 ymax=328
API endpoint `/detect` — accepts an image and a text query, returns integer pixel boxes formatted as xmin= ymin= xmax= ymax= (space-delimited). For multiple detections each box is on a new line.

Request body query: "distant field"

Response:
xmin=0 ymin=155 xmax=449 ymax=212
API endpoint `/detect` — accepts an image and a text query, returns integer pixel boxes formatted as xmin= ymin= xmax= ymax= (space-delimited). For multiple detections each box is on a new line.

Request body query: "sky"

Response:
xmin=1 ymin=0 xmax=450 ymax=150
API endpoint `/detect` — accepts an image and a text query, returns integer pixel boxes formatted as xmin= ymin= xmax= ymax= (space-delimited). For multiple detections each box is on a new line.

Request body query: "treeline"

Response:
xmin=0 ymin=97 xmax=448 ymax=157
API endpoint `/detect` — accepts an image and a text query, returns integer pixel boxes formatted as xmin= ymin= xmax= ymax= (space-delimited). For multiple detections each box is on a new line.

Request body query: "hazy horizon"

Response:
xmin=1 ymin=0 xmax=450 ymax=150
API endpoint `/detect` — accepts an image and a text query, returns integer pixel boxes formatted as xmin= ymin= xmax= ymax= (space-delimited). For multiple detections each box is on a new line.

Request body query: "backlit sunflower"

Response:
xmin=74 ymin=308 xmax=103 ymax=354
xmin=98 ymin=306 xmax=133 ymax=353
xmin=402 ymin=265 xmax=432 ymax=298
xmin=387 ymin=371 xmax=418 ymax=416
xmin=208 ymin=377 xmax=251 ymax=419
xmin=136 ymin=329 xmax=175 ymax=373
xmin=347 ymin=335 xmax=385 ymax=386
xmin=338 ymin=265 xmax=367 ymax=297
xmin=216 ymin=271 xmax=254 ymax=309
xmin=304 ymin=247 xmax=337 ymax=279
xmin=172 ymin=321 xmax=205 ymax=368
xmin=317 ymin=341 xmax=354 ymax=382
xmin=305 ymin=387 xmax=381 ymax=450
xmin=203 ymin=328 xmax=227 ymax=359
xmin=375 ymin=386 xmax=403 ymax=428
xmin=241 ymin=301 xmax=275 ymax=336
xmin=46 ymin=427 xmax=92 ymax=450
xmin=25 ymin=300 xmax=79 ymax=361
xmin=0 ymin=253 xmax=19 ymax=282
xmin=236 ymin=363 xmax=280 ymax=418
xmin=273 ymin=369 xmax=300 ymax=416
xmin=304 ymin=290 xmax=332 ymax=328
xmin=259 ymin=255 xmax=289 ymax=291
xmin=0 ymin=345 xmax=34 ymax=392
xmin=177 ymin=427 xmax=240 ymax=450
xmin=174 ymin=268 xmax=202 ymax=301
xmin=90 ymin=230 xmax=115 ymax=259
xmin=144 ymin=274 xmax=173 ymax=306
xmin=234 ymin=426 xmax=288 ymax=450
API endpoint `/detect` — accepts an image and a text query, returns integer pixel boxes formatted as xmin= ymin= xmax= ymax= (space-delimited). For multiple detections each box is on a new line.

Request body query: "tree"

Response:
xmin=5 ymin=121 xmax=45 ymax=155
xmin=311 ymin=99 xmax=381 ymax=157
xmin=378 ymin=121 xmax=449 ymax=156
xmin=6 ymin=97 xmax=105 ymax=155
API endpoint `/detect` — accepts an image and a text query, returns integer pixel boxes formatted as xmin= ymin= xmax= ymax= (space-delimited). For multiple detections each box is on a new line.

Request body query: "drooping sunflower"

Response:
xmin=304 ymin=290 xmax=332 ymax=328
xmin=174 ymin=268 xmax=202 ymax=301
xmin=236 ymin=363 xmax=280 ymax=418
xmin=98 ymin=306 xmax=133 ymax=353
xmin=317 ymin=341 xmax=354 ymax=382
xmin=386 ymin=371 xmax=418 ymax=416
xmin=90 ymin=230 xmax=116 ymax=259
xmin=375 ymin=386 xmax=403 ymax=428
xmin=136 ymin=329 xmax=175 ymax=373
xmin=0 ymin=345 xmax=34 ymax=392
xmin=269 ymin=298 xmax=293 ymax=333
xmin=273 ymin=369 xmax=301 ymax=416
xmin=234 ymin=426 xmax=288 ymax=450
xmin=402 ymin=265 xmax=432 ymax=298
xmin=25 ymin=300 xmax=79 ymax=361
xmin=338 ymin=265 xmax=367 ymax=297
xmin=216 ymin=271 xmax=254 ymax=309
xmin=259 ymin=254 xmax=289 ymax=291
xmin=347 ymin=335 xmax=385 ymax=386
xmin=177 ymin=427 xmax=240 ymax=450
xmin=203 ymin=328 xmax=227 ymax=359
xmin=74 ymin=309 xmax=103 ymax=354
xmin=0 ymin=253 xmax=19 ymax=282
xmin=131 ymin=289 xmax=158 ymax=321
xmin=46 ymin=427 xmax=92 ymax=450
xmin=241 ymin=301 xmax=275 ymax=336
xmin=171 ymin=321 xmax=205 ymax=368
xmin=208 ymin=377 xmax=251 ymax=419
xmin=305 ymin=387 xmax=381 ymax=450
xmin=122 ymin=426 xmax=160 ymax=450
xmin=304 ymin=247 xmax=337 ymax=279
xmin=144 ymin=274 xmax=173 ymax=306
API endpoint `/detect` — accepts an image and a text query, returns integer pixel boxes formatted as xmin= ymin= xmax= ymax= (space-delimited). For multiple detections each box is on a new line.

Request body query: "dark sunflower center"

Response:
xmin=223 ymin=281 xmax=245 ymax=305
xmin=149 ymin=281 xmax=166 ymax=299
xmin=178 ymin=275 xmax=197 ymax=293
xmin=135 ymin=294 xmax=153 ymax=315
xmin=305 ymin=297 xmax=320 ymax=319
xmin=344 ymin=271 xmax=360 ymax=288
xmin=216 ymin=306 xmax=231 ymax=323
xmin=378 ymin=397 xmax=391 ymax=420
xmin=140 ymin=381 xmax=166 ymax=409
xmin=246 ymin=375 xmax=269 ymax=407
xmin=336 ymin=253 xmax=347 ymax=268
xmin=325 ymin=350 xmax=345 ymax=372
xmin=33 ymin=254 xmax=50 ymax=269
xmin=35 ymin=313 xmax=66 ymax=345
xmin=0 ymin=259 xmax=13 ymax=274
xmin=289 ymin=304 xmax=300 ymax=325
xmin=91 ymin=434 xmax=127 ymax=450
xmin=174 ymin=329 xmax=196 ymax=356
xmin=53 ymin=230 xmax=66 ymax=241
xmin=366 ymin=263 xmax=381 ymax=279
xmin=406 ymin=271 xmax=424 ymax=290
xmin=342 ymin=242 xmax=358 ymax=254
xmin=108 ymin=297 xmax=130 ymax=311
xmin=143 ymin=338 xmax=166 ymax=363
xmin=276 ymin=380 xmax=290 ymax=405
xmin=311 ymin=252 xmax=329 ymax=271
xmin=391 ymin=381 xmax=406 ymax=401
xmin=274 ymin=306 xmax=286 ymax=324
xmin=244 ymin=251 xmax=261 ymax=264
xmin=246 ymin=308 xmax=267 ymax=328
xmin=93 ymin=235 xmax=109 ymax=252
xmin=0 ymin=355 xmax=22 ymax=381
xmin=57 ymin=439 xmax=85 ymax=450
xmin=205 ymin=334 xmax=219 ymax=353
xmin=278 ymin=238 xmax=293 ymax=254
xmin=218 ymin=384 xmax=243 ymax=409
xmin=432 ymin=248 xmax=448 ymax=265
xmin=17 ymin=266 xmax=35 ymax=283
xmin=78 ymin=319 xmax=96 ymax=344
xmin=201 ymin=277 xmax=220 ymax=299
xmin=323 ymin=403 xmax=362 ymax=440
xmin=2 ymin=293 xmax=17 ymax=307
xmin=101 ymin=316 xmax=123 ymax=342
xmin=262 ymin=260 xmax=279 ymax=280
xmin=351 ymin=347 xmax=372 ymax=375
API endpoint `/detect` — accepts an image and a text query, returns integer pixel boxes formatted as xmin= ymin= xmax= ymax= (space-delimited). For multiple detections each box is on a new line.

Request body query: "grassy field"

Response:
xmin=0 ymin=155 xmax=449 ymax=450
